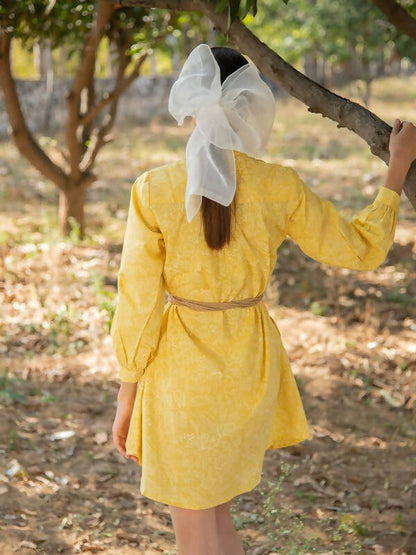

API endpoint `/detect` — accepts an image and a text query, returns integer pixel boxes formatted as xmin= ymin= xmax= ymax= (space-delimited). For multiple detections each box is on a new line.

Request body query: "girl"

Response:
xmin=111 ymin=44 xmax=416 ymax=555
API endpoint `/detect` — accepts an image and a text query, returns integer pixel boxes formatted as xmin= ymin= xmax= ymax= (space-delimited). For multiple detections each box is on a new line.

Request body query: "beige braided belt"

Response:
xmin=166 ymin=293 xmax=264 ymax=312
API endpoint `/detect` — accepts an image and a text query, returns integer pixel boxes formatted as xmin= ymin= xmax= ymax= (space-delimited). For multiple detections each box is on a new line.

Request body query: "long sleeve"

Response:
xmin=110 ymin=172 xmax=166 ymax=383
xmin=283 ymin=168 xmax=401 ymax=270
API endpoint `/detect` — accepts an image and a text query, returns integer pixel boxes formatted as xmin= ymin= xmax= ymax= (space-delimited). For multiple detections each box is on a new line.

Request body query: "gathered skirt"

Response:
xmin=125 ymin=303 xmax=311 ymax=509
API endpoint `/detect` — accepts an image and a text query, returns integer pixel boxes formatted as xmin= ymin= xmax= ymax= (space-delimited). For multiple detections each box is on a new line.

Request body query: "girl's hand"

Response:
xmin=112 ymin=382 xmax=138 ymax=463
xmin=389 ymin=119 xmax=416 ymax=167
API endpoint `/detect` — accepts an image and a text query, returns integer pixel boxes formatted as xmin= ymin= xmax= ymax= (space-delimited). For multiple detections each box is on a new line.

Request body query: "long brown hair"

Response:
xmin=201 ymin=47 xmax=248 ymax=250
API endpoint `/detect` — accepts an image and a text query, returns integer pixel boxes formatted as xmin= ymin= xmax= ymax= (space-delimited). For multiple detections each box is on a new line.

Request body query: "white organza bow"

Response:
xmin=168 ymin=43 xmax=276 ymax=222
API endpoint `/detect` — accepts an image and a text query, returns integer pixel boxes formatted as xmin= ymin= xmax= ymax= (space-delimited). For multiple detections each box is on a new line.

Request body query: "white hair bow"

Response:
xmin=168 ymin=43 xmax=276 ymax=222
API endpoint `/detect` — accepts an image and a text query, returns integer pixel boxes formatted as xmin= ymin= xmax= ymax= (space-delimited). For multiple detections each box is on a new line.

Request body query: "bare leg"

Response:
xmin=215 ymin=500 xmax=245 ymax=555
xmin=168 ymin=504 xmax=221 ymax=555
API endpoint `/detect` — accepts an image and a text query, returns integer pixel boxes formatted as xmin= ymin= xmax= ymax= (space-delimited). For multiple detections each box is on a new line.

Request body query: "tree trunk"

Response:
xmin=43 ymin=61 xmax=54 ymax=130
xmin=58 ymin=186 xmax=86 ymax=238
xmin=318 ymin=54 xmax=326 ymax=87
xmin=58 ymin=47 xmax=67 ymax=78
xmin=303 ymin=52 xmax=318 ymax=82
xmin=34 ymin=39 xmax=53 ymax=79
xmin=2 ymin=2 xmax=152 ymax=242
xmin=150 ymin=53 xmax=158 ymax=77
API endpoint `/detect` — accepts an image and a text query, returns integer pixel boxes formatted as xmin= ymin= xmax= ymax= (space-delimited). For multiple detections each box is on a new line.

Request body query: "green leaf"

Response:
xmin=240 ymin=0 xmax=257 ymax=19
xmin=229 ymin=0 xmax=240 ymax=23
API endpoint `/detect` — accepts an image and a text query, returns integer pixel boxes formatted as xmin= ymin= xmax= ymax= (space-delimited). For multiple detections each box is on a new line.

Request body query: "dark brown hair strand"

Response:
xmin=201 ymin=47 xmax=248 ymax=250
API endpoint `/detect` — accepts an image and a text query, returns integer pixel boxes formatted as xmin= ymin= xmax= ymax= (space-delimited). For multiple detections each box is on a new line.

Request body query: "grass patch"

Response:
xmin=230 ymin=460 xmax=372 ymax=553
xmin=0 ymin=369 xmax=26 ymax=404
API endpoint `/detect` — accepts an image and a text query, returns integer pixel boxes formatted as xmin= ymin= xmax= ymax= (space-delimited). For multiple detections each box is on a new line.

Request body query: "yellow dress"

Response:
xmin=111 ymin=151 xmax=400 ymax=509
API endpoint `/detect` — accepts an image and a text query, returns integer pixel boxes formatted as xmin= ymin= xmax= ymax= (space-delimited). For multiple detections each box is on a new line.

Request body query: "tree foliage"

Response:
xmin=0 ymin=0 xmax=198 ymax=236
xmin=243 ymin=0 xmax=416 ymax=70
xmin=215 ymin=0 xmax=258 ymax=25
xmin=1 ymin=0 xmax=416 ymax=237
xmin=0 ymin=1 xmax=171 ymax=64
xmin=0 ymin=1 xmax=96 ymax=48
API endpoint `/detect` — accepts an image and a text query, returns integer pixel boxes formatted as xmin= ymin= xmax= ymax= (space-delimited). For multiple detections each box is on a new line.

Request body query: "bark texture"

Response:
xmin=59 ymin=186 xmax=86 ymax=237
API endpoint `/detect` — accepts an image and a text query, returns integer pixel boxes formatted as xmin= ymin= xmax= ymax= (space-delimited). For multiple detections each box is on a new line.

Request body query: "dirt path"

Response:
xmin=1 ymin=233 xmax=415 ymax=554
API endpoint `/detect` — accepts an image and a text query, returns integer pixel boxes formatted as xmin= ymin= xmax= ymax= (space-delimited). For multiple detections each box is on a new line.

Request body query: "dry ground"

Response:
xmin=1 ymin=76 xmax=415 ymax=554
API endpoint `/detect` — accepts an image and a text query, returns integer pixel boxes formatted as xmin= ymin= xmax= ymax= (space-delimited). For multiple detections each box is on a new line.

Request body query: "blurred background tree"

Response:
xmin=244 ymin=0 xmax=416 ymax=105
xmin=0 ymin=0 xmax=210 ymax=236
xmin=1 ymin=0 xmax=416 ymax=240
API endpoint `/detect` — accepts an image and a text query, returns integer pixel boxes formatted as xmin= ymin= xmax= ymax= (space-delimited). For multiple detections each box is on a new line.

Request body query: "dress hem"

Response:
xmin=139 ymin=475 xmax=263 ymax=510
xmin=138 ymin=433 xmax=311 ymax=509
xmin=266 ymin=432 xmax=312 ymax=451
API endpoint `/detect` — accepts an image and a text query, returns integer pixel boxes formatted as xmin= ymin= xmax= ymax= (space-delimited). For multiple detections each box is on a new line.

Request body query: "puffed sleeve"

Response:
xmin=110 ymin=171 xmax=166 ymax=383
xmin=283 ymin=168 xmax=401 ymax=270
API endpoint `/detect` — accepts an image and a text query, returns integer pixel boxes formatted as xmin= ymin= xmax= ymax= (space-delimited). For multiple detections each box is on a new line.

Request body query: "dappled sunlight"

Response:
xmin=1 ymin=75 xmax=415 ymax=554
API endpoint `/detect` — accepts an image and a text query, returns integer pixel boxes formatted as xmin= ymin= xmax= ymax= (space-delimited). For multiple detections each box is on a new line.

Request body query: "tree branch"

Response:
xmin=106 ymin=0 xmax=416 ymax=209
xmin=211 ymin=6 xmax=416 ymax=208
xmin=80 ymin=48 xmax=147 ymax=128
xmin=66 ymin=0 xmax=116 ymax=182
xmin=80 ymin=49 xmax=148 ymax=173
xmin=80 ymin=67 xmax=97 ymax=156
xmin=0 ymin=31 xmax=68 ymax=190
xmin=79 ymin=19 xmax=173 ymax=172
xmin=371 ymin=0 xmax=416 ymax=42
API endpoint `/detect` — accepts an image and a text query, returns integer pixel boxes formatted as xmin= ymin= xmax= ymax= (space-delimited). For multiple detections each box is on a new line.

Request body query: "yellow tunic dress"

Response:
xmin=111 ymin=151 xmax=400 ymax=509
